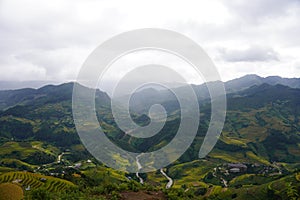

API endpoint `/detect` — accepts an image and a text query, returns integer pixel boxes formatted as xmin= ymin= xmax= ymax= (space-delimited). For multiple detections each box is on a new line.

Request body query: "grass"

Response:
xmin=210 ymin=185 xmax=223 ymax=195
xmin=0 ymin=141 xmax=59 ymax=168
xmin=167 ymin=160 xmax=214 ymax=188
xmin=0 ymin=116 xmax=35 ymax=126
xmin=228 ymin=172 xmax=300 ymax=200
xmin=0 ymin=183 xmax=24 ymax=200
xmin=111 ymin=153 xmax=131 ymax=171
xmin=0 ymin=167 xmax=17 ymax=174
xmin=0 ymin=158 xmax=37 ymax=168
xmin=0 ymin=141 xmax=37 ymax=159
xmin=146 ymin=171 xmax=166 ymax=187
xmin=209 ymin=149 xmax=245 ymax=163
xmin=30 ymin=141 xmax=60 ymax=156
xmin=204 ymin=185 xmax=224 ymax=197
xmin=245 ymin=151 xmax=270 ymax=165
xmin=220 ymin=134 xmax=248 ymax=147
xmin=229 ymin=174 xmax=276 ymax=187
xmin=82 ymin=166 xmax=127 ymax=185
xmin=239 ymin=126 xmax=268 ymax=142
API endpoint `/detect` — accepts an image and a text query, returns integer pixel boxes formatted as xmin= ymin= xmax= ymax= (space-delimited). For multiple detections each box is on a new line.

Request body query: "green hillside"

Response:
xmin=0 ymin=76 xmax=299 ymax=199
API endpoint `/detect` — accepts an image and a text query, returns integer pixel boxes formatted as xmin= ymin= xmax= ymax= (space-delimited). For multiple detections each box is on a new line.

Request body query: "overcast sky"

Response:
xmin=0 ymin=0 xmax=300 ymax=87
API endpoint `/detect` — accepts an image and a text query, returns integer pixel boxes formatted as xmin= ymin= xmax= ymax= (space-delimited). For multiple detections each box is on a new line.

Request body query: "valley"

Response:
xmin=0 ymin=75 xmax=299 ymax=199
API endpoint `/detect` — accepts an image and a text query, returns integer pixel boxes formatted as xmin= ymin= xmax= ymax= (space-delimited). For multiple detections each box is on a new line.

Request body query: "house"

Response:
xmin=12 ymin=179 xmax=22 ymax=183
xmin=227 ymin=163 xmax=247 ymax=172
xmin=224 ymin=170 xmax=229 ymax=176
xmin=252 ymin=163 xmax=260 ymax=167
xmin=25 ymin=185 xmax=31 ymax=191
xmin=229 ymin=168 xmax=241 ymax=173
xmin=40 ymin=178 xmax=47 ymax=182
xmin=74 ymin=162 xmax=82 ymax=169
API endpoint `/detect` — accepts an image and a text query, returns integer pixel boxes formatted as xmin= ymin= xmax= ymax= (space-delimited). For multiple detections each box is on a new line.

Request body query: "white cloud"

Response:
xmin=0 ymin=0 xmax=299 ymax=86
xmin=219 ymin=46 xmax=279 ymax=62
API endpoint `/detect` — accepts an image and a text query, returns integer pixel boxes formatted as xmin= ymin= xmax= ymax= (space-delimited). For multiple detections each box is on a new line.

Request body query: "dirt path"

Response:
xmin=135 ymin=154 xmax=144 ymax=184
xmin=160 ymin=168 xmax=173 ymax=189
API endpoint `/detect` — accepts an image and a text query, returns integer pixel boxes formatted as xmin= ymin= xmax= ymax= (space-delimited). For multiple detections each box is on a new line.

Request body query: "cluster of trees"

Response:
xmin=24 ymin=151 xmax=56 ymax=165
xmin=35 ymin=122 xmax=80 ymax=147
xmin=0 ymin=119 xmax=33 ymax=140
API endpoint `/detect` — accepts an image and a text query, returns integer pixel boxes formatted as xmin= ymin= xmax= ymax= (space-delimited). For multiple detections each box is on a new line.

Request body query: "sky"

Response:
xmin=0 ymin=0 xmax=300 ymax=90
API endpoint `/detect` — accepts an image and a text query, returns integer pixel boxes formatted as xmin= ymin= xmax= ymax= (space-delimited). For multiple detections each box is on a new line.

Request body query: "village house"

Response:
xmin=227 ymin=163 xmax=247 ymax=173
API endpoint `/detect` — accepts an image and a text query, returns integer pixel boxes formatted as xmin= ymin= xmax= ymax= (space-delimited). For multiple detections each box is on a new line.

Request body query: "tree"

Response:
xmin=30 ymin=188 xmax=52 ymax=200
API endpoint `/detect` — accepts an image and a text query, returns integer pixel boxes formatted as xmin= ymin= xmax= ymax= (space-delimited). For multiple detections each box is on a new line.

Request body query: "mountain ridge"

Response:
xmin=0 ymin=74 xmax=299 ymax=199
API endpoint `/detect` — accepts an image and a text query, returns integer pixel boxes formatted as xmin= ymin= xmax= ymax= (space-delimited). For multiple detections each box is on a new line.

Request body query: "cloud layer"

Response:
xmin=0 ymin=0 xmax=299 ymax=85
xmin=219 ymin=46 xmax=279 ymax=62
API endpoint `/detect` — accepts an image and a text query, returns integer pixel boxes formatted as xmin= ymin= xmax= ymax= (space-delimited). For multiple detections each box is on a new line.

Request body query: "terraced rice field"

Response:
xmin=0 ymin=172 xmax=75 ymax=192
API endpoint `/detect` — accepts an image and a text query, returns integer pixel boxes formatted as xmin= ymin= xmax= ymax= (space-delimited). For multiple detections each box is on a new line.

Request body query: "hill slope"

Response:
xmin=0 ymin=77 xmax=299 ymax=199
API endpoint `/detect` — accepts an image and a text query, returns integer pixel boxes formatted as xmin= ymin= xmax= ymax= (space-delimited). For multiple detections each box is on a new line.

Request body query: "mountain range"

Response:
xmin=0 ymin=74 xmax=299 ymax=200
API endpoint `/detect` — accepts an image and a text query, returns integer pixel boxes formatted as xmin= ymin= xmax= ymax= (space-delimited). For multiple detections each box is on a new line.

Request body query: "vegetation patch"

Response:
xmin=0 ymin=183 xmax=24 ymax=200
